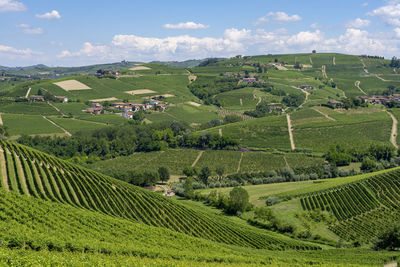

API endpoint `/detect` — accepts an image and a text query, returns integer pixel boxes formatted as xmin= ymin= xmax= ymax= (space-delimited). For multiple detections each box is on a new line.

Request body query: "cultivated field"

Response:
xmin=53 ymin=80 xmax=91 ymax=91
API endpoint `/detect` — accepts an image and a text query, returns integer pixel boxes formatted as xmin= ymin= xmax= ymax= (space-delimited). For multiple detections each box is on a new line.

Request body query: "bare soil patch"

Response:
xmin=125 ymin=89 xmax=157 ymax=95
xmin=90 ymin=97 xmax=119 ymax=102
xmin=54 ymin=80 xmax=91 ymax=91
xmin=129 ymin=66 xmax=151 ymax=71
xmin=187 ymin=101 xmax=201 ymax=107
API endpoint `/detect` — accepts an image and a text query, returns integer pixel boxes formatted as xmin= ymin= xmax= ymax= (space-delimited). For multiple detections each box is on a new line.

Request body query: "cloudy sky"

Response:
xmin=1 ymin=0 xmax=400 ymax=66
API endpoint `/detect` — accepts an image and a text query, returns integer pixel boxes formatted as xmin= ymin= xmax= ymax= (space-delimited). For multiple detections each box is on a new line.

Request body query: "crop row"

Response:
xmin=0 ymin=139 xmax=319 ymax=251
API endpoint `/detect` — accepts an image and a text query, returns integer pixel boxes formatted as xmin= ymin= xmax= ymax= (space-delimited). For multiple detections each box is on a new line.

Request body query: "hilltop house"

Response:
xmin=156 ymin=103 xmax=166 ymax=112
xmin=30 ymin=95 xmax=45 ymax=102
xmin=123 ymin=111 xmax=133 ymax=119
xmin=241 ymin=77 xmax=257 ymax=84
xmin=359 ymin=94 xmax=400 ymax=105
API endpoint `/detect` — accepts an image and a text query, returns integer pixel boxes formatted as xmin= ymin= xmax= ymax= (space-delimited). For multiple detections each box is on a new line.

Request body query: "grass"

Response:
xmin=2 ymin=114 xmax=64 ymax=136
xmin=0 ymin=101 xmax=59 ymax=115
xmin=47 ymin=117 xmax=108 ymax=134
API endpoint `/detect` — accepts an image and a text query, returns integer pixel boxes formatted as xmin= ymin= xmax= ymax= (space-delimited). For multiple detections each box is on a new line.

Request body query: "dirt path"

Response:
xmin=374 ymin=74 xmax=391 ymax=82
xmin=311 ymin=107 xmax=336 ymax=121
xmin=286 ymin=114 xmax=295 ymax=150
xmin=257 ymin=96 xmax=262 ymax=105
xmin=15 ymin=154 xmax=30 ymax=196
xmin=218 ymin=128 xmax=222 ymax=137
xmin=0 ymin=113 xmax=3 ymax=126
xmin=47 ymin=102 xmax=64 ymax=116
xmin=384 ymin=262 xmax=398 ymax=267
xmin=191 ymin=151 xmax=204 ymax=167
xmin=283 ymin=156 xmax=289 ymax=167
xmin=236 ymin=152 xmax=243 ymax=173
xmin=322 ymin=65 xmax=328 ymax=79
xmin=355 ymin=81 xmax=367 ymax=95
xmin=0 ymin=148 xmax=8 ymax=191
xmin=332 ymin=57 xmax=336 ymax=66
xmin=43 ymin=116 xmax=72 ymax=137
xmin=360 ymin=59 xmax=369 ymax=74
xmin=239 ymin=98 xmax=243 ymax=106
xmin=25 ymin=87 xmax=31 ymax=98
xmin=309 ymin=57 xmax=313 ymax=66
xmin=386 ymin=111 xmax=398 ymax=149
xmin=186 ymin=69 xmax=197 ymax=84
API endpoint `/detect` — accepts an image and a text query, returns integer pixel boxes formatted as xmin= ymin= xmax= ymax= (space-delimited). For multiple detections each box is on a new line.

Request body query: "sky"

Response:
xmin=1 ymin=0 xmax=400 ymax=66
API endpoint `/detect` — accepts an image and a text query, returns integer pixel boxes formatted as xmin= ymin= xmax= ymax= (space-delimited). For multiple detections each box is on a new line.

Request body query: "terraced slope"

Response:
xmin=300 ymin=168 xmax=400 ymax=243
xmin=0 ymin=139 xmax=319 ymax=250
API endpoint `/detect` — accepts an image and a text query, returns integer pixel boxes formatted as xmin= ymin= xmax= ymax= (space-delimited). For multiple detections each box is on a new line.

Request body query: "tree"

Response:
xmin=227 ymin=187 xmax=249 ymax=214
xmin=158 ymin=167 xmax=170 ymax=182
xmin=183 ymin=166 xmax=197 ymax=177
xmin=132 ymin=110 xmax=145 ymax=121
xmin=183 ymin=177 xmax=194 ymax=199
xmin=360 ymin=157 xmax=377 ymax=172
xmin=372 ymin=224 xmax=400 ymax=251
xmin=215 ymin=166 xmax=224 ymax=180
xmin=0 ymin=126 xmax=9 ymax=137
xmin=199 ymin=167 xmax=211 ymax=186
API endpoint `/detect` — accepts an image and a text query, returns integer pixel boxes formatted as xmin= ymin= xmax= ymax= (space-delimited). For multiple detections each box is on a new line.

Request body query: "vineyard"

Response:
xmin=0 ymin=139 xmax=319 ymax=251
xmin=300 ymin=168 xmax=400 ymax=243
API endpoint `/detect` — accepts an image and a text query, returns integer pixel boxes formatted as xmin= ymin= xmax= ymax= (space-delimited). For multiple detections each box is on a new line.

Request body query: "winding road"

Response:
xmin=286 ymin=114 xmax=295 ymax=150
xmin=386 ymin=111 xmax=399 ymax=149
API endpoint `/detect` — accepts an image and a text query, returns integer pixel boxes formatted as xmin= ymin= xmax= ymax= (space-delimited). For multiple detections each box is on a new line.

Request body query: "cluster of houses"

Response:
xmin=94 ymin=69 xmax=119 ymax=78
xmin=30 ymin=95 xmax=68 ymax=102
xmin=300 ymin=85 xmax=314 ymax=90
xmin=358 ymin=94 xmax=400 ymax=105
xmin=112 ymin=100 xmax=166 ymax=119
xmin=223 ymin=73 xmax=259 ymax=84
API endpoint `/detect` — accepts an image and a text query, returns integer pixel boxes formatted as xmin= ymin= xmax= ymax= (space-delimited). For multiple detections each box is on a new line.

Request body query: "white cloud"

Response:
xmin=36 ymin=10 xmax=61 ymax=19
xmin=0 ymin=44 xmax=41 ymax=58
xmin=362 ymin=2 xmax=368 ymax=7
xmin=368 ymin=2 xmax=400 ymax=26
xmin=16 ymin=23 xmax=29 ymax=28
xmin=345 ymin=18 xmax=371 ymax=28
xmin=163 ymin=22 xmax=209 ymax=29
xmin=287 ymin=30 xmax=322 ymax=46
xmin=16 ymin=24 xmax=44 ymax=34
xmin=23 ymin=27 xmax=43 ymax=35
xmin=58 ymin=42 xmax=109 ymax=59
xmin=255 ymin=11 xmax=301 ymax=25
xmin=395 ymin=28 xmax=400 ymax=38
xmin=0 ymin=0 xmax=26 ymax=12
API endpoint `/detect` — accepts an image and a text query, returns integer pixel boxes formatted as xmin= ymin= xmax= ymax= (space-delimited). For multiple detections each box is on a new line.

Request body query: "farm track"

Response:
xmin=0 ymin=113 xmax=3 ymax=126
xmin=47 ymin=102 xmax=63 ymax=116
xmin=322 ymin=65 xmax=328 ymax=79
xmin=286 ymin=114 xmax=295 ymax=150
xmin=218 ymin=128 xmax=222 ymax=137
xmin=333 ymin=57 xmax=336 ymax=66
xmin=355 ymin=81 xmax=367 ymax=95
xmin=283 ymin=156 xmax=289 ymax=167
xmin=43 ymin=116 xmax=72 ymax=137
xmin=311 ymin=107 xmax=336 ymax=121
xmin=0 ymin=149 xmax=8 ymax=191
xmin=25 ymin=87 xmax=31 ymax=98
xmin=240 ymin=98 xmax=243 ymax=106
xmin=191 ymin=151 xmax=204 ymax=167
xmin=374 ymin=74 xmax=392 ymax=82
xmin=386 ymin=111 xmax=399 ymax=149
xmin=236 ymin=152 xmax=243 ymax=173
xmin=71 ymin=118 xmax=108 ymax=126
xmin=309 ymin=57 xmax=313 ymax=66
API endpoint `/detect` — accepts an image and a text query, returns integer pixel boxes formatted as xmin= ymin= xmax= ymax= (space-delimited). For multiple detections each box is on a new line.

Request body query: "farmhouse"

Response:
xmin=327 ymin=99 xmax=342 ymax=108
xmin=111 ymin=102 xmax=126 ymax=110
xmin=156 ymin=104 xmax=166 ymax=111
xmin=359 ymin=94 xmax=400 ymax=105
xmin=84 ymin=102 xmax=103 ymax=115
xmin=300 ymin=85 xmax=314 ymax=90
xmin=241 ymin=77 xmax=257 ymax=84
xmin=55 ymin=96 xmax=68 ymax=103
xmin=30 ymin=95 xmax=45 ymax=102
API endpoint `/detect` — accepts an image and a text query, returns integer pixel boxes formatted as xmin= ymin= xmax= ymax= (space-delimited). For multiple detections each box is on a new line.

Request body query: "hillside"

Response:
xmin=0 ymin=139 xmax=399 ymax=265
xmin=0 ymin=138 xmax=319 ymax=250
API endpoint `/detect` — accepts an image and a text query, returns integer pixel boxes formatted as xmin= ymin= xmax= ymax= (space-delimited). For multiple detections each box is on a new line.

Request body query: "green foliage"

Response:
xmin=199 ymin=167 xmax=211 ymax=185
xmin=227 ymin=187 xmax=249 ymax=214
xmin=183 ymin=177 xmax=195 ymax=198
xmin=372 ymin=224 xmax=400 ymax=251
xmin=158 ymin=166 xmax=170 ymax=182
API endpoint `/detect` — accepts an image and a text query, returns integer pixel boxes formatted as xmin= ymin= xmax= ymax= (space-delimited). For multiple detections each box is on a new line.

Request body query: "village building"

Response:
xmin=111 ymin=102 xmax=126 ymax=110
xmin=241 ymin=77 xmax=257 ymax=84
xmin=29 ymin=95 xmax=45 ymax=102
xmin=123 ymin=111 xmax=133 ymax=119
xmin=359 ymin=94 xmax=400 ymax=105
xmin=156 ymin=103 xmax=166 ymax=111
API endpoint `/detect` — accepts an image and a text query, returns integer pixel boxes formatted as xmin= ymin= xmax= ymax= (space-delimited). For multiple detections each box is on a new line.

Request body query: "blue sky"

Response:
xmin=1 ymin=0 xmax=400 ymax=66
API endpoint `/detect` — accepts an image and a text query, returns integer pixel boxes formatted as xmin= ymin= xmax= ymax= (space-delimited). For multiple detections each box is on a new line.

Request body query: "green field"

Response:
xmin=2 ymin=114 xmax=64 ymax=136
